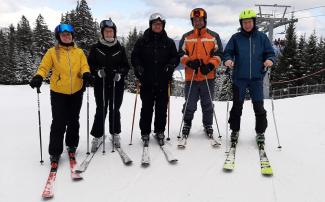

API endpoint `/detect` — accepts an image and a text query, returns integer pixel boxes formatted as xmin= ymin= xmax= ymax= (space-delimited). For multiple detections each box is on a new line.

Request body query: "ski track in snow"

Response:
xmin=0 ymin=85 xmax=324 ymax=202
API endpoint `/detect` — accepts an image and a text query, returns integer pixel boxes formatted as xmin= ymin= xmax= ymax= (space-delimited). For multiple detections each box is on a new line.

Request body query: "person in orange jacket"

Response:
xmin=178 ymin=8 xmax=223 ymax=139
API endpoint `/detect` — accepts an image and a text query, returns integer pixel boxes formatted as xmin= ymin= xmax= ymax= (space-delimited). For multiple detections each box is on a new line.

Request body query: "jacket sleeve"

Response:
xmin=120 ymin=46 xmax=130 ymax=76
xmin=87 ymin=45 xmax=99 ymax=76
xmin=131 ymin=38 xmax=143 ymax=68
xmin=223 ymin=35 xmax=236 ymax=63
xmin=168 ymin=40 xmax=180 ymax=67
xmin=208 ymin=33 xmax=223 ymax=69
xmin=79 ymin=49 xmax=90 ymax=75
xmin=178 ymin=34 xmax=189 ymax=65
xmin=263 ymin=35 xmax=276 ymax=64
xmin=36 ymin=49 xmax=53 ymax=79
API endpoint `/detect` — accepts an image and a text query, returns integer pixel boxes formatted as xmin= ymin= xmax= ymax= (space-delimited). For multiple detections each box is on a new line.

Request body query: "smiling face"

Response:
xmin=193 ymin=17 xmax=205 ymax=29
xmin=59 ymin=32 xmax=73 ymax=43
xmin=151 ymin=20 xmax=163 ymax=33
xmin=242 ymin=19 xmax=254 ymax=32
xmin=103 ymin=27 xmax=115 ymax=39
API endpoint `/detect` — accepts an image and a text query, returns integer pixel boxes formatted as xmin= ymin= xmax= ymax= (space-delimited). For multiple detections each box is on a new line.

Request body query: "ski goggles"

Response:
xmin=191 ymin=9 xmax=206 ymax=18
xmin=149 ymin=13 xmax=166 ymax=22
xmin=100 ymin=19 xmax=115 ymax=28
xmin=56 ymin=24 xmax=74 ymax=33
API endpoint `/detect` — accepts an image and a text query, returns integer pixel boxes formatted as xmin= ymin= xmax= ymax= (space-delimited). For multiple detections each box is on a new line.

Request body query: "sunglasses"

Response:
xmin=191 ymin=9 xmax=205 ymax=18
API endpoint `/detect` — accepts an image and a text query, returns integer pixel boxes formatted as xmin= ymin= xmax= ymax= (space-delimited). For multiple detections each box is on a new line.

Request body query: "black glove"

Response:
xmin=82 ymin=72 xmax=94 ymax=87
xmin=200 ymin=63 xmax=215 ymax=75
xmin=186 ymin=59 xmax=200 ymax=72
xmin=29 ymin=75 xmax=43 ymax=89
xmin=165 ymin=64 xmax=175 ymax=79
xmin=97 ymin=69 xmax=106 ymax=78
xmin=134 ymin=65 xmax=144 ymax=80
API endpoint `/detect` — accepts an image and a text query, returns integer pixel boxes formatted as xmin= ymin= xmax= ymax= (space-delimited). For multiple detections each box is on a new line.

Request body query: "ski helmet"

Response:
xmin=149 ymin=13 xmax=166 ymax=29
xmin=190 ymin=8 xmax=207 ymax=27
xmin=54 ymin=23 xmax=74 ymax=40
xmin=239 ymin=9 xmax=257 ymax=29
xmin=100 ymin=18 xmax=117 ymax=38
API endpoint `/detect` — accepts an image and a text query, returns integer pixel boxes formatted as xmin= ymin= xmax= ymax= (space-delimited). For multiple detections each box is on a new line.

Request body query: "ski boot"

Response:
xmin=230 ymin=131 xmax=239 ymax=144
xmin=91 ymin=137 xmax=101 ymax=153
xmin=155 ymin=132 xmax=165 ymax=146
xmin=182 ymin=121 xmax=191 ymax=139
xmin=256 ymin=133 xmax=265 ymax=147
xmin=112 ymin=134 xmax=121 ymax=148
xmin=142 ymin=135 xmax=150 ymax=147
xmin=204 ymin=125 xmax=214 ymax=138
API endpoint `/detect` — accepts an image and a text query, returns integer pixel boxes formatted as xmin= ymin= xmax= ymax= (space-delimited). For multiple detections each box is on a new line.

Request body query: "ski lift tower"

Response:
xmin=255 ymin=4 xmax=298 ymax=98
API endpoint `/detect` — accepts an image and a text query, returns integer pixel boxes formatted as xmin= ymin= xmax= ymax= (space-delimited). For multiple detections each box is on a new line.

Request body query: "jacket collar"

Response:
xmin=193 ymin=27 xmax=207 ymax=37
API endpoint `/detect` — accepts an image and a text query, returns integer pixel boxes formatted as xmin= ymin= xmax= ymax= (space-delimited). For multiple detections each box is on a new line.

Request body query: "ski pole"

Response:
xmin=102 ymin=69 xmax=106 ymax=154
xmin=167 ymin=81 xmax=171 ymax=141
xmin=204 ymin=75 xmax=221 ymax=138
xmin=177 ymin=71 xmax=195 ymax=139
xmin=224 ymin=68 xmax=231 ymax=153
xmin=86 ymin=87 xmax=90 ymax=155
xmin=268 ymin=71 xmax=282 ymax=149
xmin=111 ymin=71 xmax=116 ymax=153
xmin=36 ymin=87 xmax=44 ymax=164
xmin=129 ymin=81 xmax=140 ymax=145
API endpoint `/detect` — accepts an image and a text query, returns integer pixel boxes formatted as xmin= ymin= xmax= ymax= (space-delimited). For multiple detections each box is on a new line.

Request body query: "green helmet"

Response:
xmin=239 ymin=9 xmax=257 ymax=20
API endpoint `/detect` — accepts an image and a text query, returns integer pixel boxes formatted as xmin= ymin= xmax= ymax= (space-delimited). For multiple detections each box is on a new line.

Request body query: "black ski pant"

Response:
xmin=49 ymin=90 xmax=83 ymax=156
xmin=139 ymin=83 xmax=169 ymax=138
xmin=91 ymin=78 xmax=124 ymax=137
xmin=228 ymin=79 xmax=267 ymax=134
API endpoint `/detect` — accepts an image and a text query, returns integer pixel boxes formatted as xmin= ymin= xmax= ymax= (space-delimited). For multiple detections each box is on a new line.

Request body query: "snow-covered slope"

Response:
xmin=0 ymin=85 xmax=324 ymax=202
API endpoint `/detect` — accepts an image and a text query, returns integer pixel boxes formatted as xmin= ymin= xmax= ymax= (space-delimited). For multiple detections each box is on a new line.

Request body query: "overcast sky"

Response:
xmin=0 ymin=0 xmax=324 ymax=41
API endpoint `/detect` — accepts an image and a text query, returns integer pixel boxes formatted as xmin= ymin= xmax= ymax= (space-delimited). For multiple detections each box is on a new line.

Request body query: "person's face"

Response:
xmin=242 ymin=19 xmax=254 ymax=32
xmin=193 ymin=17 xmax=205 ymax=29
xmin=151 ymin=21 xmax=163 ymax=33
xmin=59 ymin=32 xmax=73 ymax=43
xmin=103 ymin=27 xmax=115 ymax=39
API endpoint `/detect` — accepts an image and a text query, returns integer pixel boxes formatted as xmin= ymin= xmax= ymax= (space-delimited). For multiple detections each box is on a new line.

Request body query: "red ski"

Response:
xmin=68 ymin=152 xmax=83 ymax=180
xmin=41 ymin=162 xmax=58 ymax=198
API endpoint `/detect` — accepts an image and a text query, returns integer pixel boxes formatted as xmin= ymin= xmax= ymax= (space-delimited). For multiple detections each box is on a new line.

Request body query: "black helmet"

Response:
xmin=100 ymin=18 xmax=117 ymax=38
xmin=54 ymin=23 xmax=74 ymax=40
xmin=190 ymin=8 xmax=207 ymax=27
xmin=149 ymin=13 xmax=166 ymax=29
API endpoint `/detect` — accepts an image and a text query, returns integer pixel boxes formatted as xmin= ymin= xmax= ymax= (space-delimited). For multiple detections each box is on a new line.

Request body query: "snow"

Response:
xmin=1 ymin=85 xmax=325 ymax=202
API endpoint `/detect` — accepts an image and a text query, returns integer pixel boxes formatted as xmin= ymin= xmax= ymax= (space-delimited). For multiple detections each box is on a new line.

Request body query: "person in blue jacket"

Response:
xmin=223 ymin=9 xmax=275 ymax=145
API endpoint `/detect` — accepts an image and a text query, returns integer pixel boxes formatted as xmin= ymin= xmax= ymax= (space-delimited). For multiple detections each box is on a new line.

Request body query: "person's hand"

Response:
xmin=224 ymin=60 xmax=234 ymax=68
xmin=200 ymin=63 xmax=214 ymax=75
xmin=82 ymin=72 xmax=94 ymax=87
xmin=29 ymin=75 xmax=43 ymax=89
xmin=186 ymin=59 xmax=200 ymax=72
xmin=97 ymin=69 xmax=106 ymax=78
xmin=113 ymin=73 xmax=121 ymax=82
xmin=264 ymin=59 xmax=273 ymax=68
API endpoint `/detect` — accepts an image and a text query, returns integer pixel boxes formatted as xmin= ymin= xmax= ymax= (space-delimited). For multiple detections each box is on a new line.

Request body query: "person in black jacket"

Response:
xmin=88 ymin=18 xmax=130 ymax=151
xmin=131 ymin=13 xmax=179 ymax=146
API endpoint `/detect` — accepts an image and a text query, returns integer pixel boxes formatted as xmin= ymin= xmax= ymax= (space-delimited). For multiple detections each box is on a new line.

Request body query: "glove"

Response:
xmin=113 ymin=73 xmax=121 ymax=82
xmin=165 ymin=64 xmax=175 ymax=79
xmin=200 ymin=63 xmax=215 ymax=75
xmin=186 ymin=59 xmax=200 ymax=72
xmin=134 ymin=65 xmax=144 ymax=79
xmin=29 ymin=75 xmax=43 ymax=89
xmin=82 ymin=72 xmax=94 ymax=87
xmin=97 ymin=69 xmax=106 ymax=78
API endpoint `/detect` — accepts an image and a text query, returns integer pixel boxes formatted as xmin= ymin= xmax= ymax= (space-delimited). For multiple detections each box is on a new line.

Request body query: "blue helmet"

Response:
xmin=54 ymin=23 xmax=74 ymax=40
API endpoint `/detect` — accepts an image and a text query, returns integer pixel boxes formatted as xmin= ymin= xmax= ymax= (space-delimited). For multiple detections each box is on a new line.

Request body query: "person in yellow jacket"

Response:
xmin=178 ymin=8 xmax=223 ymax=139
xmin=29 ymin=23 xmax=92 ymax=163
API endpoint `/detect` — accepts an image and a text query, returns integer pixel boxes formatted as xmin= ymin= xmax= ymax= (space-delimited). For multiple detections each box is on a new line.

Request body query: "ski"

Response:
xmin=68 ymin=152 xmax=83 ymax=180
xmin=209 ymin=137 xmax=221 ymax=148
xmin=141 ymin=146 xmax=150 ymax=167
xmin=160 ymin=144 xmax=178 ymax=164
xmin=223 ymin=142 xmax=237 ymax=171
xmin=258 ymin=144 xmax=273 ymax=176
xmin=41 ymin=162 xmax=58 ymax=198
xmin=116 ymin=147 xmax=133 ymax=165
xmin=75 ymin=139 xmax=103 ymax=173
xmin=177 ymin=137 xmax=187 ymax=149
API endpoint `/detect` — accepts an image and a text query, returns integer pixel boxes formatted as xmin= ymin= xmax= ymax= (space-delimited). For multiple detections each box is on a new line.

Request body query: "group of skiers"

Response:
xmin=29 ymin=7 xmax=275 ymax=165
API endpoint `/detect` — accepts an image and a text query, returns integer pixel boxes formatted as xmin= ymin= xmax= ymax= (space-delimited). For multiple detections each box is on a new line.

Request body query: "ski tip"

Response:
xmin=42 ymin=192 xmax=54 ymax=199
xmin=141 ymin=162 xmax=150 ymax=168
xmin=125 ymin=161 xmax=133 ymax=166
xmin=223 ymin=167 xmax=234 ymax=172
xmin=261 ymin=169 xmax=274 ymax=177
xmin=177 ymin=145 xmax=186 ymax=149
xmin=169 ymin=159 xmax=178 ymax=164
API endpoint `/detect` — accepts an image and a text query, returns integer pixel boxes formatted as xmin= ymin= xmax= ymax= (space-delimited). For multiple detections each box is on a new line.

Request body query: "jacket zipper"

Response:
xmin=67 ymin=48 xmax=73 ymax=94
xmin=249 ymin=36 xmax=252 ymax=79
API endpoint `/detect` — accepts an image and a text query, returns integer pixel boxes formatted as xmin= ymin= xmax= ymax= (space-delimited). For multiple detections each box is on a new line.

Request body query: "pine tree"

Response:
xmin=6 ymin=24 xmax=19 ymax=84
xmin=319 ymin=37 xmax=325 ymax=83
xmin=0 ymin=30 xmax=9 ymax=84
xmin=73 ymin=0 xmax=97 ymax=54
xmin=303 ymin=31 xmax=318 ymax=85
xmin=124 ymin=27 xmax=143 ymax=93
xmin=16 ymin=15 xmax=33 ymax=53
xmin=33 ymin=14 xmax=54 ymax=58
xmin=272 ymin=18 xmax=297 ymax=89
xmin=295 ymin=35 xmax=307 ymax=86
